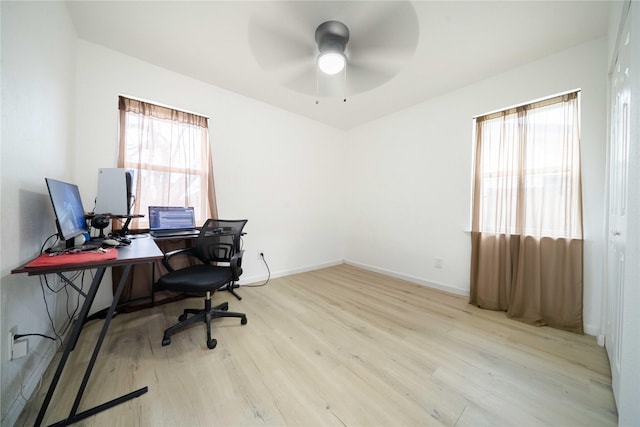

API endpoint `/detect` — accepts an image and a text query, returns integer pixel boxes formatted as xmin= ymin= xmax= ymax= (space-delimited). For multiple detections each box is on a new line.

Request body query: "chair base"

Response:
xmin=162 ymin=298 xmax=247 ymax=350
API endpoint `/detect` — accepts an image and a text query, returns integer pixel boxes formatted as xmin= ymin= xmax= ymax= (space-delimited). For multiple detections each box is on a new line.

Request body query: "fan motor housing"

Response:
xmin=315 ymin=21 xmax=349 ymax=53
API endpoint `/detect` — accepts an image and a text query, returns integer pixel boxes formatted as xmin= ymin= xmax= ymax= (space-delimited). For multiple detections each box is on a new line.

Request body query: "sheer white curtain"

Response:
xmin=117 ymin=96 xmax=217 ymax=229
xmin=470 ymin=92 xmax=584 ymax=333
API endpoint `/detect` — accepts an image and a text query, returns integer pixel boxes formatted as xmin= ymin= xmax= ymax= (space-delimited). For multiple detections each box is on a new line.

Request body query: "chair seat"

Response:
xmin=157 ymin=264 xmax=234 ymax=293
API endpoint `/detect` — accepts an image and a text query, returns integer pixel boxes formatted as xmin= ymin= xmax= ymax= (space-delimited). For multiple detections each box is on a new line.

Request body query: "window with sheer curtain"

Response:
xmin=470 ymin=91 xmax=584 ymax=333
xmin=117 ymin=96 xmax=217 ymax=230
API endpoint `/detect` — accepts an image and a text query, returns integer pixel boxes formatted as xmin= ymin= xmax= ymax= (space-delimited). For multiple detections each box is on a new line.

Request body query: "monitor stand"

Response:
xmin=112 ymin=216 xmax=132 ymax=238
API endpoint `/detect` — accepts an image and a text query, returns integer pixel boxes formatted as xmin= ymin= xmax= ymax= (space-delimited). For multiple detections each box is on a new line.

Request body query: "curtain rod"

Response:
xmin=472 ymin=88 xmax=581 ymax=119
xmin=118 ymin=94 xmax=210 ymax=119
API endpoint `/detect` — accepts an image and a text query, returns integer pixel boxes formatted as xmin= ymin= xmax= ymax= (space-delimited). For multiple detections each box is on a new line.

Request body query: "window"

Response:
xmin=118 ymin=96 xmax=217 ymax=229
xmin=472 ymin=91 xmax=582 ymax=239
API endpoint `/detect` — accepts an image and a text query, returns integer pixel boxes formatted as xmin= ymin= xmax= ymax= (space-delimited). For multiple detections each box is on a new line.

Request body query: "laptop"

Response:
xmin=148 ymin=206 xmax=200 ymax=238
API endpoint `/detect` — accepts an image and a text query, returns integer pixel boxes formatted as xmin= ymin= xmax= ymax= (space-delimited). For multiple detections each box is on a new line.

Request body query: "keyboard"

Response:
xmin=46 ymin=242 xmax=103 ymax=255
xmin=77 ymin=243 xmax=103 ymax=251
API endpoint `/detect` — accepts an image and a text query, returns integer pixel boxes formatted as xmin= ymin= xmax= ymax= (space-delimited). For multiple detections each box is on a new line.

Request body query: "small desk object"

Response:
xmin=11 ymin=237 xmax=163 ymax=427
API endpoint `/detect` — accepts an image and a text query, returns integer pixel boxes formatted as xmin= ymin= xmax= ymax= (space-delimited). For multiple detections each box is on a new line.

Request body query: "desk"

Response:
xmin=109 ymin=234 xmax=198 ymax=312
xmin=11 ymin=237 xmax=163 ymax=427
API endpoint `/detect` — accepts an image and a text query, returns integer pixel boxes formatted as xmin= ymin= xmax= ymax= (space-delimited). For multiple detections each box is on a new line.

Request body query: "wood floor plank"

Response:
xmin=16 ymin=264 xmax=617 ymax=426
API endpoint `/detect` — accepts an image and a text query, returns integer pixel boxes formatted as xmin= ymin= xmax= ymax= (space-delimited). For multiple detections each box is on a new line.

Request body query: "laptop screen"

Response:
xmin=148 ymin=206 xmax=196 ymax=231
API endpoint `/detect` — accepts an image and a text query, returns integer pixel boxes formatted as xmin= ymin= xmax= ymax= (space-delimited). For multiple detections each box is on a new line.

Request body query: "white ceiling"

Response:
xmin=66 ymin=1 xmax=612 ymax=130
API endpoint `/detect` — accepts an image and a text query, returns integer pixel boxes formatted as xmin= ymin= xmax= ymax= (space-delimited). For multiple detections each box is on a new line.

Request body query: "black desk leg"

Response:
xmin=34 ymin=267 xmax=107 ymax=427
xmin=69 ymin=264 xmax=141 ymax=416
xmin=35 ymin=265 xmax=148 ymax=426
xmin=48 ymin=388 xmax=148 ymax=427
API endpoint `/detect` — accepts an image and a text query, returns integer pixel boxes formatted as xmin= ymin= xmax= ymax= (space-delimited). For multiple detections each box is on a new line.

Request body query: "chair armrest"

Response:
xmin=162 ymin=248 xmax=195 ymax=272
xmin=230 ymin=250 xmax=244 ymax=281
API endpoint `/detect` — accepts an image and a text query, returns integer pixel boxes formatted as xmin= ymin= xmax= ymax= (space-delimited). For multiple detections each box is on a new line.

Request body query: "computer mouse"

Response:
xmin=102 ymin=239 xmax=120 ymax=247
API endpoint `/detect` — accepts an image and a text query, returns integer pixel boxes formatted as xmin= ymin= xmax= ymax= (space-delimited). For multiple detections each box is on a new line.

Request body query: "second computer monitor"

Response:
xmin=95 ymin=168 xmax=133 ymax=215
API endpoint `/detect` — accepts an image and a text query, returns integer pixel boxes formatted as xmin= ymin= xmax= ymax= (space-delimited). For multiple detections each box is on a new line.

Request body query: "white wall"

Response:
xmin=73 ymin=40 xmax=348 ymax=309
xmin=0 ymin=2 xmax=78 ymax=425
xmin=345 ymin=37 xmax=608 ymax=335
xmin=608 ymin=1 xmax=628 ymax=67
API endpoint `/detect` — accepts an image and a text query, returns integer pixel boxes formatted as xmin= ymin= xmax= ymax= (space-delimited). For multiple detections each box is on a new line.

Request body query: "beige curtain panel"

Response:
xmin=470 ymin=92 xmax=584 ymax=333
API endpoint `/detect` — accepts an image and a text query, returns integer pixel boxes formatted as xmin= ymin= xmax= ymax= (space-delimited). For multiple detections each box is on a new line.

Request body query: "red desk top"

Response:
xmin=24 ymin=249 xmax=118 ymax=268
xmin=12 ymin=236 xmax=163 ymax=276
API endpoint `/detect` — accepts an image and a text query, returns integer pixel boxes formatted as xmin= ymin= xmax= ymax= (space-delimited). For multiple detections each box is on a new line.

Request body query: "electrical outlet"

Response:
xmin=434 ymin=257 xmax=443 ymax=269
xmin=8 ymin=327 xmax=16 ymax=360
xmin=8 ymin=326 xmax=28 ymax=360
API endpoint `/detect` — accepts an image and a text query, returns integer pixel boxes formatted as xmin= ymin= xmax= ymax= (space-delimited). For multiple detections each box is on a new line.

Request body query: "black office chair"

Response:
xmin=157 ymin=219 xmax=248 ymax=349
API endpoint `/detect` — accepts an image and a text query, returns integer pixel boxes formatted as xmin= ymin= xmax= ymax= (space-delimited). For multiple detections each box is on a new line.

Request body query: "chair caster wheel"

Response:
xmin=178 ymin=313 xmax=188 ymax=321
xmin=220 ymin=302 xmax=229 ymax=311
xmin=241 ymin=316 xmax=247 ymax=325
xmin=207 ymin=338 xmax=217 ymax=349
xmin=162 ymin=336 xmax=171 ymax=346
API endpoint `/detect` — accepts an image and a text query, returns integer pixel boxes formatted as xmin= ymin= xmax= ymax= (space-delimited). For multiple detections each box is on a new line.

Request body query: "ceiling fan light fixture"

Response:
xmin=317 ymin=52 xmax=345 ymax=75
xmin=315 ymin=21 xmax=349 ymax=75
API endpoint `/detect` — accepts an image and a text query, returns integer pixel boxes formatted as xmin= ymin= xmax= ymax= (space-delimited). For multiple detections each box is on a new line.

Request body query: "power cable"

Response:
xmin=243 ymin=252 xmax=270 ymax=288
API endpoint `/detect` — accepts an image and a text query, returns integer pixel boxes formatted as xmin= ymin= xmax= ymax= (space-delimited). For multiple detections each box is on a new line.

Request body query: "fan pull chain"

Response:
xmin=343 ymin=64 xmax=348 ymax=102
xmin=315 ymin=65 xmax=320 ymax=104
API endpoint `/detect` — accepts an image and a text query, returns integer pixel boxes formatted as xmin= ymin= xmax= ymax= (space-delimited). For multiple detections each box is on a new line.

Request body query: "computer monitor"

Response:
xmin=45 ymin=177 xmax=89 ymax=247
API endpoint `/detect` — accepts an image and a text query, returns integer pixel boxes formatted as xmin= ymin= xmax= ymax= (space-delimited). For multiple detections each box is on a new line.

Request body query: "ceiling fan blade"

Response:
xmin=342 ymin=2 xmax=419 ymax=95
xmin=345 ymin=62 xmax=396 ymax=95
xmin=347 ymin=1 xmax=419 ymax=55
xmin=348 ymin=50 xmax=411 ymax=74
xmin=281 ymin=63 xmax=320 ymax=94
xmin=248 ymin=19 xmax=316 ymax=71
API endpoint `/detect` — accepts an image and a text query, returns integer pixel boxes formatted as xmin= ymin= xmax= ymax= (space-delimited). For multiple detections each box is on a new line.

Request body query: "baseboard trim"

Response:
xmin=239 ymin=259 xmax=344 ymax=286
xmin=583 ymin=324 xmax=600 ymax=338
xmin=343 ymin=259 xmax=469 ymax=297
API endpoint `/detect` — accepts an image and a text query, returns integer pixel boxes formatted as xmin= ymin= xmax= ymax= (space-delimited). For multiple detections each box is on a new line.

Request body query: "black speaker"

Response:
xmin=91 ymin=214 xmax=110 ymax=239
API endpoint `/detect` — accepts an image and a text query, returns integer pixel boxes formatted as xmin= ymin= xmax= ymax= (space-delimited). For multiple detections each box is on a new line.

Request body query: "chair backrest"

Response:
xmin=194 ymin=219 xmax=247 ymax=264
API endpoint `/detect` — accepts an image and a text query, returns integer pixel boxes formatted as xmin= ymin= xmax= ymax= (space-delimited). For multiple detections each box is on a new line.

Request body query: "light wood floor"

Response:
xmin=17 ymin=264 xmax=617 ymax=426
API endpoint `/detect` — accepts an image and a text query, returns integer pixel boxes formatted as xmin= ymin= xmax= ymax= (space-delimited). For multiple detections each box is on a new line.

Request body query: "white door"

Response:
xmin=606 ymin=9 xmax=631 ymax=396
xmin=605 ymin=2 xmax=640 ymax=424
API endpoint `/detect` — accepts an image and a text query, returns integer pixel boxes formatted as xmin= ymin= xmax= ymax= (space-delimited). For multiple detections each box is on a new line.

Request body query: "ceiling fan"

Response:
xmin=248 ymin=1 xmax=419 ymax=99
